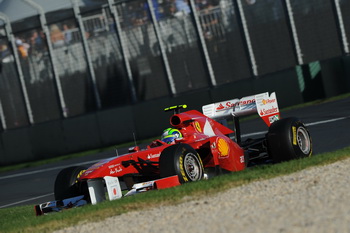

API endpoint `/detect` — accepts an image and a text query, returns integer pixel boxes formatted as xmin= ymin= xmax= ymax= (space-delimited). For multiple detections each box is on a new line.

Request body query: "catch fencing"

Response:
xmin=0 ymin=0 xmax=349 ymax=130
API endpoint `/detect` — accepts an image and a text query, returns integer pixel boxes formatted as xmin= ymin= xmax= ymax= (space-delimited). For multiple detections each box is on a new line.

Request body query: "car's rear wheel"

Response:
xmin=267 ymin=117 xmax=312 ymax=162
xmin=159 ymin=144 xmax=204 ymax=183
xmin=54 ymin=166 xmax=87 ymax=201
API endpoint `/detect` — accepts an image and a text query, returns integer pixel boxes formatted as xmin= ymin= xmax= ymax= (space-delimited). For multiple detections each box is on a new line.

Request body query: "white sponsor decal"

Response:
xmin=214 ymin=97 xmax=256 ymax=112
xmin=269 ymin=115 xmax=280 ymax=124
xmin=147 ymin=153 xmax=160 ymax=159
xmin=240 ymin=155 xmax=245 ymax=163
xmin=239 ymin=95 xmax=256 ymax=110
xmin=104 ymin=176 xmax=122 ymax=201
xmin=108 ymin=164 xmax=121 ymax=169
xmin=259 ymin=107 xmax=279 ymax=116
xmin=109 ymin=166 xmax=122 ymax=175
xmin=215 ymin=100 xmax=238 ymax=112
xmin=256 ymin=92 xmax=279 ymax=117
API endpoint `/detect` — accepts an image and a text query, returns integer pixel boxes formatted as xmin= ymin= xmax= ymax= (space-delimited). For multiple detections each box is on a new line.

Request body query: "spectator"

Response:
xmin=0 ymin=43 xmax=14 ymax=69
xmin=63 ymin=24 xmax=73 ymax=44
xmin=0 ymin=43 xmax=11 ymax=61
xmin=175 ymin=0 xmax=190 ymax=17
xmin=165 ymin=0 xmax=177 ymax=19
xmin=16 ymin=38 xmax=30 ymax=59
xmin=29 ymin=30 xmax=45 ymax=55
xmin=50 ymin=24 xmax=65 ymax=48
xmin=195 ymin=0 xmax=219 ymax=11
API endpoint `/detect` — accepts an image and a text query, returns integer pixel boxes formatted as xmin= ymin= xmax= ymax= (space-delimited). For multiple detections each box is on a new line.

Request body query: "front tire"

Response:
xmin=159 ymin=144 xmax=204 ymax=183
xmin=267 ymin=117 xmax=312 ymax=162
xmin=54 ymin=166 xmax=87 ymax=200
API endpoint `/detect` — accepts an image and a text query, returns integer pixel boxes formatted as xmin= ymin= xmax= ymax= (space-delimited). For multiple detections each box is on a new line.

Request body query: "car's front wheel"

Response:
xmin=159 ymin=144 xmax=204 ymax=183
xmin=54 ymin=166 xmax=87 ymax=201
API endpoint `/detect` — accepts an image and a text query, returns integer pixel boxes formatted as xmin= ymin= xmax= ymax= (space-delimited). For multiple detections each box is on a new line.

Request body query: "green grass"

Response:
xmin=1 ymin=146 xmax=349 ymax=233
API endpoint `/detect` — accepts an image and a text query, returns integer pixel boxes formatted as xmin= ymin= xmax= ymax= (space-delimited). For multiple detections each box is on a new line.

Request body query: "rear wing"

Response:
xmin=202 ymin=92 xmax=280 ymax=142
xmin=202 ymin=92 xmax=280 ymax=126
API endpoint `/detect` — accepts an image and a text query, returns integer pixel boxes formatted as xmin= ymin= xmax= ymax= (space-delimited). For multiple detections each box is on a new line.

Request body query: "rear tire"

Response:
xmin=267 ymin=117 xmax=312 ymax=162
xmin=54 ymin=166 xmax=87 ymax=200
xmin=159 ymin=144 xmax=204 ymax=183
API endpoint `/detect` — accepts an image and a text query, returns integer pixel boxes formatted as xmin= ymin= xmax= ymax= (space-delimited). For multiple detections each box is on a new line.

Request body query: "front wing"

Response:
xmin=35 ymin=175 xmax=180 ymax=216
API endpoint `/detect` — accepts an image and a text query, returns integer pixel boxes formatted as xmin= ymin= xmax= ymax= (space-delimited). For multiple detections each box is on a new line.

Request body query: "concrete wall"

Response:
xmin=320 ymin=56 xmax=350 ymax=98
xmin=1 ymin=59 xmax=349 ymax=166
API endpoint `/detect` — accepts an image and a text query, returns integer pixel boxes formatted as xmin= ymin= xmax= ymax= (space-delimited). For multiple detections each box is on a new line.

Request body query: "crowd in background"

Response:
xmin=0 ymin=0 xmax=224 ymax=61
xmin=122 ymin=0 xmax=221 ymax=26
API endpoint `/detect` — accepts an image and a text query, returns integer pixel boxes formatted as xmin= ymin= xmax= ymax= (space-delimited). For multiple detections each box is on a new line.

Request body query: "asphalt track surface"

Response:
xmin=1 ymin=97 xmax=350 ymax=209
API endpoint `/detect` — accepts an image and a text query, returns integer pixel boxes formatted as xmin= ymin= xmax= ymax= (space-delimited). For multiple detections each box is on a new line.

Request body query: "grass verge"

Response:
xmin=1 ymin=146 xmax=349 ymax=233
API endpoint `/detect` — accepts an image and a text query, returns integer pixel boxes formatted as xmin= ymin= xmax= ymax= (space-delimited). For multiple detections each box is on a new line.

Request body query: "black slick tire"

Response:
xmin=54 ymin=166 xmax=87 ymax=200
xmin=267 ymin=117 xmax=312 ymax=162
xmin=159 ymin=143 xmax=204 ymax=183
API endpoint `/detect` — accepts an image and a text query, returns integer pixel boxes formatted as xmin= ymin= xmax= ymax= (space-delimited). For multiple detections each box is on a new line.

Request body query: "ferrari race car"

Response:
xmin=35 ymin=92 xmax=312 ymax=215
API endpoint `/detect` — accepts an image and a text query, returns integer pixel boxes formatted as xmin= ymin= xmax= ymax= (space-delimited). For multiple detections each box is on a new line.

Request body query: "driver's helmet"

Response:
xmin=161 ymin=128 xmax=182 ymax=144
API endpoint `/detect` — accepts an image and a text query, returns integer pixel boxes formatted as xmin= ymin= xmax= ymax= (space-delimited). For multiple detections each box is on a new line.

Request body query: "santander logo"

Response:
xmin=260 ymin=107 xmax=278 ymax=116
xmin=216 ymin=103 xmax=225 ymax=111
xmin=216 ymin=102 xmax=235 ymax=111
xmin=240 ymin=99 xmax=255 ymax=105
xmin=215 ymin=98 xmax=255 ymax=112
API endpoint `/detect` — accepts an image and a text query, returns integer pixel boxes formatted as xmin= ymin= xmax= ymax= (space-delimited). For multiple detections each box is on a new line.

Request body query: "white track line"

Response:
xmin=0 ymin=116 xmax=349 ymax=208
xmin=304 ymin=116 xmax=348 ymax=126
xmin=242 ymin=116 xmax=349 ymax=138
xmin=0 ymin=193 xmax=53 ymax=208
xmin=1 ymin=116 xmax=349 ymax=181
xmin=0 ymin=159 xmax=105 ymax=180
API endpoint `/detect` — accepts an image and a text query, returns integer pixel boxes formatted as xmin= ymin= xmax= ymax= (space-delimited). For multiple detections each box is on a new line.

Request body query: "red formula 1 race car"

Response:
xmin=35 ymin=92 xmax=312 ymax=215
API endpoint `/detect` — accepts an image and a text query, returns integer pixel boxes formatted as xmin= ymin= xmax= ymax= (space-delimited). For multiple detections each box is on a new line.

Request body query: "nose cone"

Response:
xmin=79 ymin=157 xmax=118 ymax=179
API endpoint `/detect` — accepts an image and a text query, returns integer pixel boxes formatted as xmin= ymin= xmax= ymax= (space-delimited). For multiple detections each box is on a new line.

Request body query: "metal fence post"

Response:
xmin=23 ymin=0 xmax=69 ymax=118
xmin=188 ymin=0 xmax=217 ymax=86
xmin=72 ymin=0 xmax=101 ymax=109
xmin=0 ymin=13 xmax=34 ymax=125
xmin=0 ymin=96 xmax=5 ymax=130
xmin=0 ymin=20 xmax=7 ymax=130
xmin=235 ymin=0 xmax=258 ymax=76
xmin=107 ymin=0 xmax=137 ymax=103
xmin=333 ymin=0 xmax=349 ymax=54
xmin=284 ymin=0 xmax=304 ymax=65
xmin=147 ymin=0 xmax=177 ymax=95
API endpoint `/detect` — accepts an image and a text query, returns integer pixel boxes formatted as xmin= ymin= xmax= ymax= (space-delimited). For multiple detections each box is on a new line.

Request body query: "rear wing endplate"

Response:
xmin=202 ymin=92 xmax=280 ymax=127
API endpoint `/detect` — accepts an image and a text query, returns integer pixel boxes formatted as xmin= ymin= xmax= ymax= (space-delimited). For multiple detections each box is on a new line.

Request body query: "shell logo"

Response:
xmin=217 ymin=138 xmax=229 ymax=157
xmin=194 ymin=121 xmax=202 ymax=133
